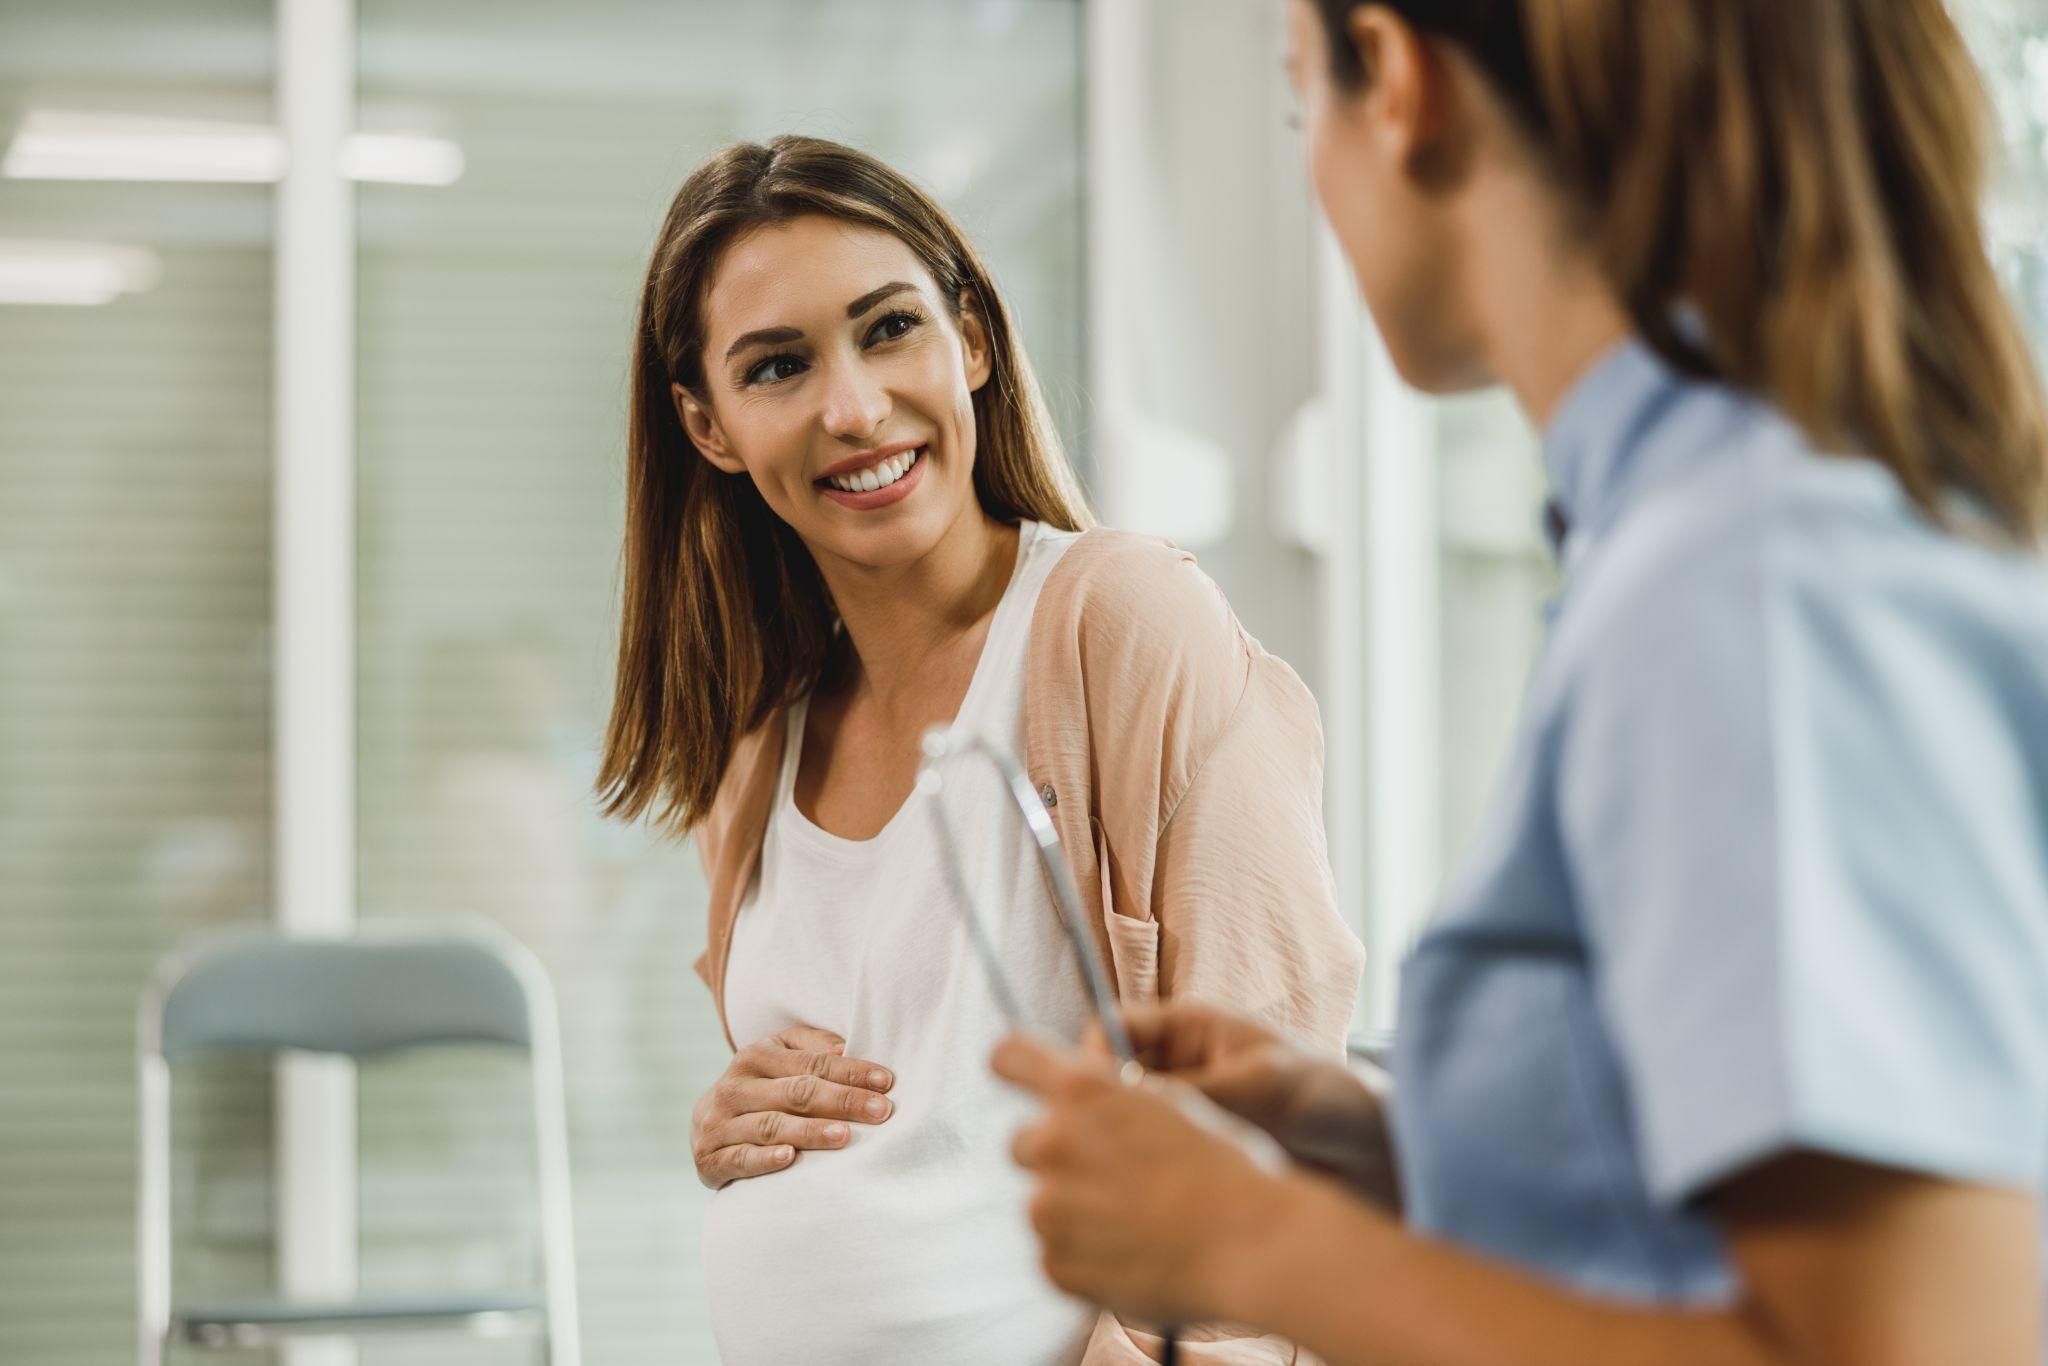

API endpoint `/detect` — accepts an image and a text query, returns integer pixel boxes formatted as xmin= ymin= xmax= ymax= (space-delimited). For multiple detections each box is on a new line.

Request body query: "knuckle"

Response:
xmin=1052 ymin=1072 xmax=1098 ymax=1105
xmin=1027 ymin=1121 xmax=1069 ymax=1167
xmin=1028 ymin=1189 xmax=1060 ymax=1238
xmin=752 ymin=1111 xmax=784 ymax=1146
xmin=800 ymin=1049 xmax=834 ymax=1079
xmin=1042 ymin=1250 xmax=1081 ymax=1296
xmin=784 ymin=1073 xmax=821 ymax=1113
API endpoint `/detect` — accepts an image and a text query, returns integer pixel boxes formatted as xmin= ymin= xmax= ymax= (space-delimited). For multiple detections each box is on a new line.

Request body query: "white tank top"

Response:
xmin=706 ymin=520 xmax=1095 ymax=1366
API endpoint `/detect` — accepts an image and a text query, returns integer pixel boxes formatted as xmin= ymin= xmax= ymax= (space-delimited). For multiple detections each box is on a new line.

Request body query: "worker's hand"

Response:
xmin=1108 ymin=1002 xmax=1401 ymax=1211
xmin=994 ymin=1032 xmax=1294 ymax=1327
xmin=690 ymin=1025 xmax=895 ymax=1189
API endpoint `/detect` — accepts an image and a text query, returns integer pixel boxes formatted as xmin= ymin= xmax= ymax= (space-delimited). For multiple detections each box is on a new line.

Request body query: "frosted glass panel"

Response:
xmin=0 ymin=3 xmax=276 ymax=1361
xmin=350 ymin=3 xmax=1083 ymax=1360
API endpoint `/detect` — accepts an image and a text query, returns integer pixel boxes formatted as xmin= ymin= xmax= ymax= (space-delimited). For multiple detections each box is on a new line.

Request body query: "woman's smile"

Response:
xmin=815 ymin=443 xmax=928 ymax=510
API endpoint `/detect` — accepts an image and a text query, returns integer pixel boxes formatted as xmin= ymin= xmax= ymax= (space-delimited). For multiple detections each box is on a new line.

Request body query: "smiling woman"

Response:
xmin=600 ymin=139 xmax=1090 ymax=830
xmin=595 ymin=136 xmax=1364 ymax=1366
xmin=680 ymin=218 xmax=993 ymax=569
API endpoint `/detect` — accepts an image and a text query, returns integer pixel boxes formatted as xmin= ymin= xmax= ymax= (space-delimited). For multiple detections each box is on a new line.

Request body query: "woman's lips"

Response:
xmin=818 ymin=447 xmax=926 ymax=510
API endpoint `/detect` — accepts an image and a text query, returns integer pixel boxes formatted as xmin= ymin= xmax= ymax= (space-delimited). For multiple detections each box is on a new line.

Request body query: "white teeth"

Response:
xmin=828 ymin=449 xmax=921 ymax=494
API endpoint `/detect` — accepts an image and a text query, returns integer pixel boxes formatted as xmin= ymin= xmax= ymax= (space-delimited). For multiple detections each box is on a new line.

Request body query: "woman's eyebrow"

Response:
xmin=844 ymin=281 xmax=916 ymax=317
xmin=723 ymin=325 xmax=802 ymax=361
xmin=721 ymin=282 xmax=918 ymax=362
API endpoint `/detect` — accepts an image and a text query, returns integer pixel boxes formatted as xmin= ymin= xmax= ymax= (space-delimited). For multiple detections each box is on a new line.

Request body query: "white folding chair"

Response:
xmin=137 ymin=924 xmax=581 ymax=1365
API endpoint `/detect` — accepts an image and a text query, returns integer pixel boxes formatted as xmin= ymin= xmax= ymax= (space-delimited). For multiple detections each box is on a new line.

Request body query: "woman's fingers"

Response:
xmin=741 ymin=1036 xmax=892 ymax=1089
xmin=697 ymin=1141 xmax=798 ymax=1190
xmin=990 ymin=1033 xmax=1056 ymax=1094
xmin=709 ymin=1109 xmax=857 ymax=1155
xmin=1003 ymin=1061 xmax=1284 ymax=1325
xmin=1187 ymin=1044 xmax=1301 ymax=1115
xmin=691 ymin=1027 xmax=898 ymax=1189
xmin=740 ymin=1037 xmax=895 ymax=1094
xmin=992 ymin=1032 xmax=1110 ymax=1101
xmin=770 ymin=1024 xmax=846 ymax=1057
xmin=722 ymin=1071 xmax=894 ymax=1124
xmin=1122 ymin=1001 xmax=1265 ymax=1073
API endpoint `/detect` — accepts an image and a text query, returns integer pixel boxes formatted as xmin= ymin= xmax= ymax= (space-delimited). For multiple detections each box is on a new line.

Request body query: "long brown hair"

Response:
xmin=597 ymin=136 xmax=1093 ymax=835
xmin=1314 ymin=0 xmax=2048 ymax=538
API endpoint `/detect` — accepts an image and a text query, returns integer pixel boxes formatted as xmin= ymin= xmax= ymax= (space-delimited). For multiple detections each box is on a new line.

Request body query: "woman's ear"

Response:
xmin=956 ymin=290 xmax=993 ymax=393
xmin=673 ymin=382 xmax=747 ymax=475
xmin=1350 ymin=5 xmax=1459 ymax=176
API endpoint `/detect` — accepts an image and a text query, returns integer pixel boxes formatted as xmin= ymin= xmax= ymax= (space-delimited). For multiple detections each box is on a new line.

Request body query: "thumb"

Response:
xmin=1187 ymin=1046 xmax=1294 ymax=1121
xmin=991 ymin=1031 xmax=1097 ymax=1100
xmin=774 ymin=1025 xmax=846 ymax=1056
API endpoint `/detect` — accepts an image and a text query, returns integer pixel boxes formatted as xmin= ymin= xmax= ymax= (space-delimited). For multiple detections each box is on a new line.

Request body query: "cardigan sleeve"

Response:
xmin=1150 ymin=652 xmax=1363 ymax=1052
xmin=1051 ymin=532 xmax=1363 ymax=1053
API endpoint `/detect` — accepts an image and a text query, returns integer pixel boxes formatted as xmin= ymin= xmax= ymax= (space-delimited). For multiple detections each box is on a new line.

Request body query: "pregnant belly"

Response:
xmin=703 ymin=1122 xmax=1092 ymax=1366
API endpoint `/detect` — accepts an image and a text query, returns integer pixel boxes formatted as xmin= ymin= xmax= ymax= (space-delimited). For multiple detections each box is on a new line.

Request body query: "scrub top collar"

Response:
xmin=1539 ymin=335 xmax=1677 ymax=567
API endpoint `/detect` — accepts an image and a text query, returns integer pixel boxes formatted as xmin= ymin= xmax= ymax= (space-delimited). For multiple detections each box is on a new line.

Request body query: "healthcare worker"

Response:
xmin=994 ymin=1 xmax=2048 ymax=1362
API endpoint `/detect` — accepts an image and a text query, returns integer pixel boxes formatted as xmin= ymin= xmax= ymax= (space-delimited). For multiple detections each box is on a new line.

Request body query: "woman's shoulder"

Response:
xmin=1579 ymin=434 xmax=2048 ymax=664
xmin=1032 ymin=528 xmax=1242 ymax=659
xmin=1552 ymin=438 xmax=2048 ymax=762
xmin=1026 ymin=527 xmax=1316 ymax=753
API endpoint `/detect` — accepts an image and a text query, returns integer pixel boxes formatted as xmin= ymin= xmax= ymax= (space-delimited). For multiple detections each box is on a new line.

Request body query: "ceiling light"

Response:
xmin=3 ymin=110 xmax=463 ymax=186
xmin=3 ymin=110 xmax=284 ymax=182
xmin=0 ymin=239 xmax=162 ymax=306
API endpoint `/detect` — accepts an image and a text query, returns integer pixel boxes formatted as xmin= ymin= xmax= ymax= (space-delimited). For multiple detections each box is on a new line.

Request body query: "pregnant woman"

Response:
xmin=597 ymin=135 xmax=1365 ymax=1365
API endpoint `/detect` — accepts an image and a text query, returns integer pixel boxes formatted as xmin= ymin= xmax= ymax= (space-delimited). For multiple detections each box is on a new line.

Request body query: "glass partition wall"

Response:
xmin=351 ymin=3 xmax=1084 ymax=1361
xmin=0 ymin=2 xmax=1082 ymax=1362
xmin=0 ymin=3 xmax=278 ymax=1359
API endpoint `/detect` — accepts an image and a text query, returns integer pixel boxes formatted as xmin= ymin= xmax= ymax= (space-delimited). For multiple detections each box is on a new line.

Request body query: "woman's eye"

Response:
xmin=867 ymin=311 xmax=921 ymax=345
xmin=746 ymin=355 xmax=805 ymax=385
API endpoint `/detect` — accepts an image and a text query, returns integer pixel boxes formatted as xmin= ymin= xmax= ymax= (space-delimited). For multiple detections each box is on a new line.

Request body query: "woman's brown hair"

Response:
xmin=598 ymin=135 xmax=1093 ymax=834
xmin=1314 ymin=0 xmax=2048 ymax=539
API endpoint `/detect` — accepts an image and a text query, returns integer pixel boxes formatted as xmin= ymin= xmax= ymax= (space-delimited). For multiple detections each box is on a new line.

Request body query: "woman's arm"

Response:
xmin=1712 ymin=1154 xmax=2039 ymax=1366
xmin=1246 ymin=1156 xmax=2036 ymax=1366
xmin=997 ymin=1035 xmax=2040 ymax=1366
xmin=1146 ymin=653 xmax=1364 ymax=1047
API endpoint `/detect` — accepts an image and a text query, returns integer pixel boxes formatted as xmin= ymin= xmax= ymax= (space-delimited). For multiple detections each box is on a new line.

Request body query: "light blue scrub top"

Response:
xmin=1392 ymin=337 xmax=2048 ymax=1303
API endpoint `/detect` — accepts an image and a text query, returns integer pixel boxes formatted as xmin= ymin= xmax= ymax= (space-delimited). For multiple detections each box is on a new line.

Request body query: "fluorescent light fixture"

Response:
xmin=0 ymin=239 xmax=161 ymax=306
xmin=3 ymin=110 xmax=285 ymax=182
xmin=2 ymin=110 xmax=463 ymax=186
xmin=339 ymin=131 xmax=464 ymax=187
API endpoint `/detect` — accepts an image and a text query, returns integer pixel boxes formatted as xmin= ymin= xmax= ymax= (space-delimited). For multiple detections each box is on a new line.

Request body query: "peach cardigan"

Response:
xmin=692 ymin=529 xmax=1366 ymax=1364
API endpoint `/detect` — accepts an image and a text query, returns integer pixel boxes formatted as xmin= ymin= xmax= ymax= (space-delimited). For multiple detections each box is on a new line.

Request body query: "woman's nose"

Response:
xmin=817 ymin=361 xmax=891 ymax=443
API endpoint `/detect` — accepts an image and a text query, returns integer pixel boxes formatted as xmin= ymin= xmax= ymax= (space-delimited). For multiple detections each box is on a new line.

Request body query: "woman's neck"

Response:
xmin=810 ymin=507 xmax=1020 ymax=714
xmin=1459 ymin=168 xmax=1635 ymax=429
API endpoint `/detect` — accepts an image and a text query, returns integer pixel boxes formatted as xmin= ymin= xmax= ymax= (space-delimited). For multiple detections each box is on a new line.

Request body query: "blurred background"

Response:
xmin=0 ymin=0 xmax=2042 ymax=1362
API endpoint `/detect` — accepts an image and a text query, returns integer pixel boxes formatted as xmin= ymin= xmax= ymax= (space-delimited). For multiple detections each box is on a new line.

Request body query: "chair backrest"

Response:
xmin=149 ymin=927 xmax=539 ymax=1062
xmin=137 ymin=923 xmax=580 ymax=1366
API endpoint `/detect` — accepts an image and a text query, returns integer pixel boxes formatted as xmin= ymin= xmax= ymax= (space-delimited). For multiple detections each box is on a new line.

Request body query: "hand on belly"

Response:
xmin=690 ymin=1023 xmax=896 ymax=1189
